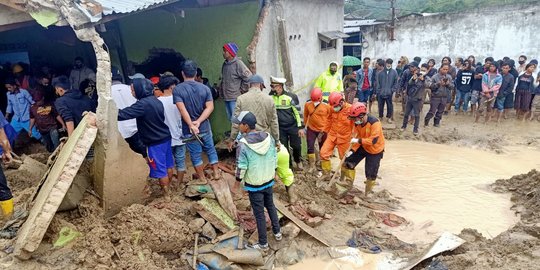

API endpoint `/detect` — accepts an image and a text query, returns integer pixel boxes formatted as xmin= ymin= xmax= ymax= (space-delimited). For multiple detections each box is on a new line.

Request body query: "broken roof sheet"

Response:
xmin=97 ymin=0 xmax=177 ymax=15
xmin=318 ymin=31 xmax=349 ymax=43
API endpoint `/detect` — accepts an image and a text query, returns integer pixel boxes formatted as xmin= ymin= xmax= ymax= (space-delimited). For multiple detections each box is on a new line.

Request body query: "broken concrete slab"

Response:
xmin=188 ymin=218 xmax=206 ymax=233
xmin=195 ymin=198 xmax=237 ymax=233
xmin=58 ymin=174 xmax=91 ymax=212
xmin=17 ymin=156 xmax=47 ymax=181
xmin=274 ymin=200 xmax=331 ymax=247
xmin=13 ymin=113 xmax=98 ymax=259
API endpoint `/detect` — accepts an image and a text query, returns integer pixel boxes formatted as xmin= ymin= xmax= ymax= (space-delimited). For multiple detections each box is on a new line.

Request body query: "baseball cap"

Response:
xmin=128 ymin=73 xmax=145 ymax=80
xmin=232 ymin=111 xmax=257 ymax=128
xmin=247 ymin=74 xmax=266 ymax=88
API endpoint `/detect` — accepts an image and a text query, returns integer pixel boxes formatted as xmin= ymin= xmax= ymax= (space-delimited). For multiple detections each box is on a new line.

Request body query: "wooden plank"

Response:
xmin=274 ymin=200 xmax=331 ymax=247
xmin=277 ymin=18 xmax=294 ymax=89
xmin=13 ymin=114 xmax=98 ymax=259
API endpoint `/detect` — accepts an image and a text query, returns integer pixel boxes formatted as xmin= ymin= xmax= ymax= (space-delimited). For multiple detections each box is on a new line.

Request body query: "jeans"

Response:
xmin=248 ymin=186 xmax=281 ymax=245
xmin=41 ymin=128 xmax=60 ymax=153
xmin=185 ymin=132 xmax=219 ymax=167
xmin=225 ymin=100 xmax=237 ymax=122
xmin=125 ymin=132 xmax=147 ymax=158
xmin=402 ymin=100 xmax=422 ymax=132
xmin=279 ymin=126 xmax=301 ymax=165
xmin=377 ymin=95 xmax=393 ymax=118
xmin=425 ymin=97 xmax=447 ymax=126
xmin=495 ymin=95 xmax=506 ymax=112
xmin=344 ymin=147 xmax=384 ymax=180
xmin=358 ymin=89 xmax=372 ymax=103
xmin=454 ymin=91 xmax=471 ymax=112
xmin=306 ymin=127 xmax=327 ymax=154
xmin=172 ymin=144 xmax=186 ymax=172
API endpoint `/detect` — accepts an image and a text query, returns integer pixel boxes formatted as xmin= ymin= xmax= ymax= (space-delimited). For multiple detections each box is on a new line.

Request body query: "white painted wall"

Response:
xmin=362 ymin=2 xmax=540 ymax=64
xmin=256 ymin=0 xmax=344 ymax=104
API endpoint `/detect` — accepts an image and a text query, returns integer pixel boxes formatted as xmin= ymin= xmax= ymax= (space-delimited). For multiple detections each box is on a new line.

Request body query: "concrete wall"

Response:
xmin=117 ymin=1 xmax=260 ymax=140
xmin=0 ymin=7 xmax=32 ymax=25
xmin=362 ymin=2 xmax=540 ymax=64
xmin=256 ymin=0 xmax=344 ymax=105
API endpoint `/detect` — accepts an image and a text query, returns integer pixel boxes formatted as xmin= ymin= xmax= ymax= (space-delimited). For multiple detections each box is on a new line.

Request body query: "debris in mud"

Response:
xmin=417 ymin=170 xmax=540 ymax=270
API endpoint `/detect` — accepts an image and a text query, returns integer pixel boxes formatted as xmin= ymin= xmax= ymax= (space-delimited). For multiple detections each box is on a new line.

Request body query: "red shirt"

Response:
xmin=361 ymin=69 xmax=370 ymax=90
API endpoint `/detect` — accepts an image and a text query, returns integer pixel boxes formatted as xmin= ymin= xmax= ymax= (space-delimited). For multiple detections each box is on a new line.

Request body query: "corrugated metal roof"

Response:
xmin=98 ymin=0 xmax=176 ymax=15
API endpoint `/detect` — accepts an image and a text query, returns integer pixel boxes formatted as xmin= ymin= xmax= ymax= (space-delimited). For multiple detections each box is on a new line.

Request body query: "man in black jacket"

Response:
xmin=52 ymin=76 xmax=95 ymax=137
xmin=401 ymin=62 xmax=426 ymax=135
xmin=425 ymin=64 xmax=454 ymax=127
xmin=118 ymin=78 xmax=173 ymax=200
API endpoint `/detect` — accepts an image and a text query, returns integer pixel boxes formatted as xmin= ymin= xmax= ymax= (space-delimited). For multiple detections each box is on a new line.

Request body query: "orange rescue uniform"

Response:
xmin=304 ymin=101 xmax=331 ymax=132
xmin=320 ymin=103 xmax=354 ymax=161
xmin=351 ymin=116 xmax=385 ymax=154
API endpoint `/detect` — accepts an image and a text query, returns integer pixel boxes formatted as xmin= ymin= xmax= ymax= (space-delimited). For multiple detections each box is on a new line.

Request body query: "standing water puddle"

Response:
xmin=355 ymin=141 xmax=540 ymax=245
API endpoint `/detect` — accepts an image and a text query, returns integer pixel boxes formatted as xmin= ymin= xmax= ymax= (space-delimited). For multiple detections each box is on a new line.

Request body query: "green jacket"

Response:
xmin=235 ymin=131 xmax=277 ymax=191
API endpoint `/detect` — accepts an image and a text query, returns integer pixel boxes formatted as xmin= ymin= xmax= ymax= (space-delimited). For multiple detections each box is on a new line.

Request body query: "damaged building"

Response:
xmin=0 ymin=0 xmax=345 ymax=214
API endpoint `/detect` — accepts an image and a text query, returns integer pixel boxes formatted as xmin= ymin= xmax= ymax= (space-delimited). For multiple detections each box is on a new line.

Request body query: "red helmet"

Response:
xmin=310 ymin=88 xmax=323 ymax=102
xmin=349 ymin=102 xmax=367 ymax=117
xmin=328 ymin=92 xmax=343 ymax=107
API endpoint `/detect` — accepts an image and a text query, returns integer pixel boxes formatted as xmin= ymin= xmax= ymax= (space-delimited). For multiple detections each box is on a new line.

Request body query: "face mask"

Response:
xmin=333 ymin=106 xmax=342 ymax=112
xmin=519 ymin=60 xmax=525 ymax=65
xmin=420 ymin=71 xmax=427 ymax=76
xmin=355 ymin=120 xmax=363 ymax=125
xmin=314 ymin=101 xmax=321 ymax=106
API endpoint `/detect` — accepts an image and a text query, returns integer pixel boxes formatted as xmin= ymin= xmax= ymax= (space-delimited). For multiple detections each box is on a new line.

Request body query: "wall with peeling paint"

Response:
xmin=255 ymin=0 xmax=345 ymax=106
xmin=362 ymin=2 xmax=540 ymax=64
xmin=117 ymin=1 xmax=260 ymax=140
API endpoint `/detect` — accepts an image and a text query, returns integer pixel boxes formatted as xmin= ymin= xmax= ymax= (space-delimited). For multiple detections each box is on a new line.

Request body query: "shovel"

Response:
xmin=324 ymin=142 xmax=353 ymax=191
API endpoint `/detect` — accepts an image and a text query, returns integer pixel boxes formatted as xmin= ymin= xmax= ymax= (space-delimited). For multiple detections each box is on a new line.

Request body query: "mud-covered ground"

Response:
xmin=0 ymin=107 xmax=539 ymax=269
xmin=415 ymin=170 xmax=540 ymax=270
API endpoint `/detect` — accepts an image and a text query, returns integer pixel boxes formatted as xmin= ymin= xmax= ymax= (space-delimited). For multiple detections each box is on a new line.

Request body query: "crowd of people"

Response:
xmin=0 ymin=57 xmax=97 ymax=221
xmin=343 ymin=55 xmax=540 ymax=135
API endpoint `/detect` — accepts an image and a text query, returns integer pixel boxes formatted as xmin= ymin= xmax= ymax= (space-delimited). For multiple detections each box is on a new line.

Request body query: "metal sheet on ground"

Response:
xmin=13 ymin=114 xmax=98 ymax=259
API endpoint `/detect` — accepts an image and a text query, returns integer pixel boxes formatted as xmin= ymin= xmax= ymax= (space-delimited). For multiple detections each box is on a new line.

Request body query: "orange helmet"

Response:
xmin=349 ymin=102 xmax=367 ymax=117
xmin=310 ymin=88 xmax=323 ymax=102
xmin=328 ymin=92 xmax=343 ymax=107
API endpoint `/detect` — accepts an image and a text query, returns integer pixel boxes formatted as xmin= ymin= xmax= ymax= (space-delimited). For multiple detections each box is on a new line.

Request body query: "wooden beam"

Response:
xmin=277 ymin=17 xmax=294 ymax=89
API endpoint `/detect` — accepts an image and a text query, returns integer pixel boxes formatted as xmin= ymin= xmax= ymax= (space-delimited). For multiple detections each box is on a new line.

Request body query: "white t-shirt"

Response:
xmin=111 ymin=82 xmax=138 ymax=138
xmin=158 ymin=95 xmax=183 ymax=146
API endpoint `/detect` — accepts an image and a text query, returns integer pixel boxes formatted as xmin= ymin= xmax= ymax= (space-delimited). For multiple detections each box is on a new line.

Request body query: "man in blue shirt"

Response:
xmin=4 ymin=78 xmax=41 ymax=140
xmin=174 ymin=60 xmax=220 ymax=183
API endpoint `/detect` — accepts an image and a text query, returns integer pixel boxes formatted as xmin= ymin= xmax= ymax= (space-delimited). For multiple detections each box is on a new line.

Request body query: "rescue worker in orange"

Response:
xmin=320 ymin=92 xmax=354 ymax=178
xmin=343 ymin=102 xmax=385 ymax=195
xmin=303 ymin=88 xmax=331 ymax=173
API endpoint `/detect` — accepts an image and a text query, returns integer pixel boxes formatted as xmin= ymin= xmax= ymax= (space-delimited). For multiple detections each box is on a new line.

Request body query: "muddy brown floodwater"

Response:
xmin=355 ymin=141 xmax=540 ymax=245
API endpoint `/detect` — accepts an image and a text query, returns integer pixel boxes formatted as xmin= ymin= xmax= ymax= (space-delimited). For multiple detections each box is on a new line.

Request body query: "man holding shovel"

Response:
xmin=343 ymin=102 xmax=385 ymax=195
xmin=319 ymin=92 xmax=354 ymax=183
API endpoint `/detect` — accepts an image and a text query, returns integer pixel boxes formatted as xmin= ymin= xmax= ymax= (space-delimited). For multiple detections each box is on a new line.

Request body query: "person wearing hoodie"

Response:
xmin=220 ymin=43 xmax=253 ymax=122
xmin=374 ymin=58 xmax=399 ymax=123
xmin=233 ymin=111 xmax=281 ymax=251
xmin=52 ymin=76 xmax=95 ymax=136
xmin=477 ymin=62 xmax=502 ymax=123
xmin=315 ymin=62 xmax=343 ymax=101
xmin=118 ymin=78 xmax=173 ymax=200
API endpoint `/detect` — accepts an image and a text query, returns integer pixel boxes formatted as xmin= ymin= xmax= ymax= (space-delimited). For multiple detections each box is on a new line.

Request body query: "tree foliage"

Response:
xmin=345 ymin=0 xmax=525 ymax=19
